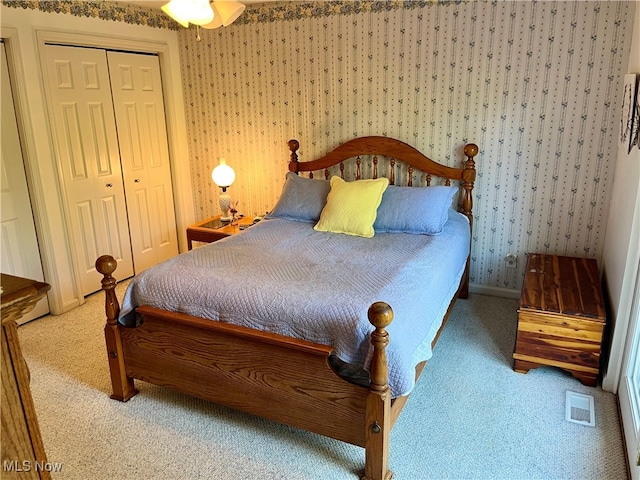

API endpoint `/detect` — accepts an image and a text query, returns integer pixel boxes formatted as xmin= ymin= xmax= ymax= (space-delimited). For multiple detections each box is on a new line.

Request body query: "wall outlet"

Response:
xmin=505 ymin=254 xmax=518 ymax=269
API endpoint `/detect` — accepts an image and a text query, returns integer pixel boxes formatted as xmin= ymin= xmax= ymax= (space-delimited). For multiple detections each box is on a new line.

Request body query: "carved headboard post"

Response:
xmin=461 ymin=143 xmax=478 ymax=226
xmin=457 ymin=143 xmax=478 ymax=300
xmin=288 ymin=139 xmax=300 ymax=174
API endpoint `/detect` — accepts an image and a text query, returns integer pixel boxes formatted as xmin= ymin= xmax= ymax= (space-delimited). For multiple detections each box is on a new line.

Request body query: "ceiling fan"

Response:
xmin=125 ymin=0 xmax=280 ymax=28
xmin=160 ymin=0 xmax=246 ymax=29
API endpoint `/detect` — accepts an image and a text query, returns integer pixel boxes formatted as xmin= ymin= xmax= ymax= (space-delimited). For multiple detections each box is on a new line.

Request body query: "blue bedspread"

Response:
xmin=119 ymin=212 xmax=470 ymax=396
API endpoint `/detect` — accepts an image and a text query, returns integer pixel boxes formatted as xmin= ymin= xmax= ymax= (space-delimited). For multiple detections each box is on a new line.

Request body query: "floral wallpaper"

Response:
xmin=4 ymin=0 xmax=635 ymax=292
xmin=179 ymin=0 xmax=635 ymax=291
xmin=0 ymin=0 xmax=454 ymax=28
xmin=1 ymin=0 xmax=178 ymax=28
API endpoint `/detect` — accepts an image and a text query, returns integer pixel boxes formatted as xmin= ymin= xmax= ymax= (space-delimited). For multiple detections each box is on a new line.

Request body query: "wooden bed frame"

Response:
xmin=96 ymin=136 xmax=478 ymax=480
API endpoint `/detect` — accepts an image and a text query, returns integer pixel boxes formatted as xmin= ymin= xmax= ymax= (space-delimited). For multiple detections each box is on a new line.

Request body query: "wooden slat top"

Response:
xmin=1 ymin=273 xmax=50 ymax=307
xmin=1 ymin=274 xmax=50 ymax=325
xmin=519 ymin=254 xmax=605 ymax=322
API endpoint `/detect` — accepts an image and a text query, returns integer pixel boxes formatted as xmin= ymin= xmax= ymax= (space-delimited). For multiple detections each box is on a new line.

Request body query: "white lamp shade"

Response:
xmin=214 ymin=1 xmax=246 ymax=27
xmin=211 ymin=158 xmax=235 ymax=188
xmin=161 ymin=0 xmax=190 ymax=27
xmin=189 ymin=0 xmax=215 ymax=26
xmin=202 ymin=4 xmax=223 ymax=30
xmin=162 ymin=0 xmax=214 ymax=27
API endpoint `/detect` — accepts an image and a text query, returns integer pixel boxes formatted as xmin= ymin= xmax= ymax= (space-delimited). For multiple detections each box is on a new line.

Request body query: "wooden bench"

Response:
xmin=513 ymin=254 xmax=606 ymax=387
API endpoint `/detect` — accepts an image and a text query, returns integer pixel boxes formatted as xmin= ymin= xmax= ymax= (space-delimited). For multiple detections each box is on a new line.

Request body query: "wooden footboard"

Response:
xmin=123 ymin=305 xmax=372 ymax=444
xmin=96 ymin=255 xmax=396 ymax=480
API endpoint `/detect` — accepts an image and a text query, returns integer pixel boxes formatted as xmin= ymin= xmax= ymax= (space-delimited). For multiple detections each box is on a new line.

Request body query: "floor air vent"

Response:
xmin=565 ymin=391 xmax=595 ymax=427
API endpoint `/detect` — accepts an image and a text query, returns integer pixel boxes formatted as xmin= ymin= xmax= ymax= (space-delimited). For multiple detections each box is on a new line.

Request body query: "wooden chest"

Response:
xmin=512 ymin=254 xmax=606 ymax=387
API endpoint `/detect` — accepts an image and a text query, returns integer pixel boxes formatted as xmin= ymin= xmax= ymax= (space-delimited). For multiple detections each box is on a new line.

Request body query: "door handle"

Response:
xmin=106 ymin=183 xmax=113 ymax=188
xmin=134 ymin=179 xmax=141 ymax=183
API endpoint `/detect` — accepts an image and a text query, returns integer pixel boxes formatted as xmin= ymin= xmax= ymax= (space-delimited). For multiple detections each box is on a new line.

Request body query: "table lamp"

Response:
xmin=211 ymin=158 xmax=236 ymax=222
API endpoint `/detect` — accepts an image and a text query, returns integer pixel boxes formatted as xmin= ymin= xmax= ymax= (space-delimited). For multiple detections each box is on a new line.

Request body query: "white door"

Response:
xmin=107 ymin=51 xmax=178 ymax=272
xmin=0 ymin=42 xmax=49 ymax=322
xmin=43 ymin=44 xmax=134 ymax=296
xmin=620 ymin=262 xmax=640 ymax=480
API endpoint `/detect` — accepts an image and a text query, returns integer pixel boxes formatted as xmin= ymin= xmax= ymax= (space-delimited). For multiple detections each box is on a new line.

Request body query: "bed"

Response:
xmin=96 ymin=136 xmax=478 ymax=480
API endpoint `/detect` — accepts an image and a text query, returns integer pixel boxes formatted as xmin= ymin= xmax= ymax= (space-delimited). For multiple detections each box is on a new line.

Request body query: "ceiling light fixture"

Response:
xmin=203 ymin=1 xmax=246 ymax=29
xmin=161 ymin=0 xmax=214 ymax=27
xmin=162 ymin=0 xmax=246 ymax=35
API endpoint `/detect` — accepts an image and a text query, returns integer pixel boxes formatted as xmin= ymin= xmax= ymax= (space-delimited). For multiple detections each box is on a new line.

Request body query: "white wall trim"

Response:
xmin=596 ymin=2 xmax=640 ymax=394
xmin=604 ymin=184 xmax=640 ymax=393
xmin=469 ymin=283 xmax=521 ymax=300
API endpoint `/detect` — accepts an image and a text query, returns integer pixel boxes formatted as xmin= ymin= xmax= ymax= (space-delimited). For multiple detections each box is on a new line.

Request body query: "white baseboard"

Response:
xmin=469 ymin=283 xmax=521 ymax=299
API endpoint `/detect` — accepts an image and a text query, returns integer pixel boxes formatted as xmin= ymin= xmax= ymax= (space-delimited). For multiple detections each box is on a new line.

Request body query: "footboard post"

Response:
xmin=95 ymin=255 xmax=138 ymax=402
xmin=363 ymin=302 xmax=394 ymax=480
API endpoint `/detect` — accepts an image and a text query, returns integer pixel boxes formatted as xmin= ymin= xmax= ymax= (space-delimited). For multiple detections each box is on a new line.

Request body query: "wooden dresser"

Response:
xmin=512 ymin=254 xmax=606 ymax=387
xmin=1 ymin=274 xmax=52 ymax=479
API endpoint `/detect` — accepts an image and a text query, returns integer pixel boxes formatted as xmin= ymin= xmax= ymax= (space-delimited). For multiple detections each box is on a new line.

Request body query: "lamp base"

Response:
xmin=219 ymin=192 xmax=232 ymax=221
xmin=219 ymin=215 xmax=233 ymax=223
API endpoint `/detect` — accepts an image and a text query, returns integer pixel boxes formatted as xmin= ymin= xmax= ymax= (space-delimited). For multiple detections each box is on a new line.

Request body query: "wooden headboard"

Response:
xmin=287 ymin=136 xmax=478 ymax=225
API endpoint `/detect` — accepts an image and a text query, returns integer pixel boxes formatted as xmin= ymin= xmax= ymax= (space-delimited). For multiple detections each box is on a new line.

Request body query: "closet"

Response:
xmin=43 ymin=45 xmax=178 ymax=296
xmin=0 ymin=41 xmax=50 ymax=323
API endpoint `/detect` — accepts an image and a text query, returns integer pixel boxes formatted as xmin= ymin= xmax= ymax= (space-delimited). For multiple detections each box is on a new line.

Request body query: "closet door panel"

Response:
xmin=152 ymin=184 xmax=173 ymax=246
xmin=130 ymin=187 xmax=154 ymax=253
xmin=107 ymin=51 xmax=178 ymax=273
xmin=75 ymin=201 xmax=98 ymax=271
xmin=43 ymin=45 xmax=134 ymax=295
xmin=102 ymin=195 xmax=130 ymax=264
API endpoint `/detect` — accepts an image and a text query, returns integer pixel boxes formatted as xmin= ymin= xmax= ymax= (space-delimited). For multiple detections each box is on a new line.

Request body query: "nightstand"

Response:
xmin=513 ymin=254 xmax=606 ymax=386
xmin=186 ymin=215 xmax=256 ymax=250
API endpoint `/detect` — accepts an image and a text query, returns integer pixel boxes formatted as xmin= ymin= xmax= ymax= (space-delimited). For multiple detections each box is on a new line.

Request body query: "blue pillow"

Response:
xmin=373 ymin=185 xmax=458 ymax=235
xmin=267 ymin=172 xmax=330 ymax=223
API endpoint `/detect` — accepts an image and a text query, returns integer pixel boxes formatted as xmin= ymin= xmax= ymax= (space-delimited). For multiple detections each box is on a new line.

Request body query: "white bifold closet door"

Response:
xmin=1 ymin=42 xmax=50 ymax=322
xmin=106 ymin=51 xmax=179 ymax=274
xmin=43 ymin=45 xmax=178 ymax=296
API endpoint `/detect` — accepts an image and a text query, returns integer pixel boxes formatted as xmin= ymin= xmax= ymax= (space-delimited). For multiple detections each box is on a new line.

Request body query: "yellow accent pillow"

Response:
xmin=314 ymin=176 xmax=389 ymax=238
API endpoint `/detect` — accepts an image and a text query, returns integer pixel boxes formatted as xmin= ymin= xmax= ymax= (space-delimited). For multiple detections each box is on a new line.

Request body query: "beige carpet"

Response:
xmin=16 ymin=283 xmax=628 ymax=479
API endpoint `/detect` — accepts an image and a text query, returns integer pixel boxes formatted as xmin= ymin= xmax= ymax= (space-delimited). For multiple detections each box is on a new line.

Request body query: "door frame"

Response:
xmin=1 ymin=39 xmax=50 ymax=321
xmin=35 ymin=30 xmax=194 ymax=308
xmin=0 ymin=28 xmax=58 ymax=307
xmin=618 ymin=182 xmax=640 ymax=477
xmin=619 ymin=263 xmax=640 ymax=479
